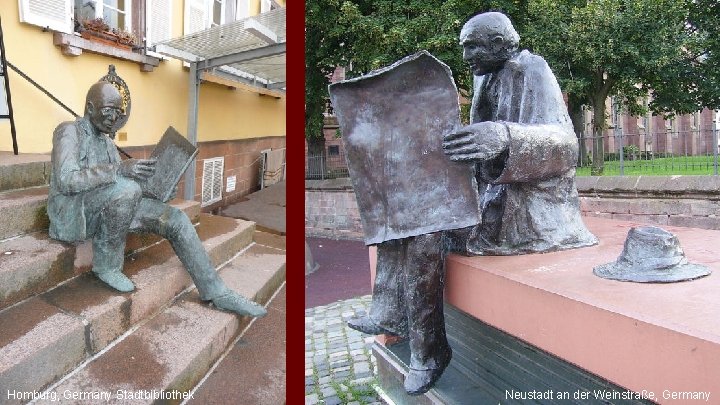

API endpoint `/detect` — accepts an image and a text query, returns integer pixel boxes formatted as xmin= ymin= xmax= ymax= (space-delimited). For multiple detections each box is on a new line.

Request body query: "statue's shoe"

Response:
xmin=347 ymin=315 xmax=398 ymax=336
xmin=404 ymin=349 xmax=452 ymax=395
xmin=212 ymin=291 xmax=267 ymax=317
xmin=94 ymin=271 xmax=135 ymax=292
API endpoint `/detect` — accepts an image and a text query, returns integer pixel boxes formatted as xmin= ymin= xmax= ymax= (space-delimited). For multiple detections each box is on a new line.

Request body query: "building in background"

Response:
xmin=0 ymin=0 xmax=285 ymax=210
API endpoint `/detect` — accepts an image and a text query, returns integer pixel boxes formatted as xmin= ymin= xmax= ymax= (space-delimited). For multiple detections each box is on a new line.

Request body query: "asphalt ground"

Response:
xmin=305 ymin=237 xmax=372 ymax=308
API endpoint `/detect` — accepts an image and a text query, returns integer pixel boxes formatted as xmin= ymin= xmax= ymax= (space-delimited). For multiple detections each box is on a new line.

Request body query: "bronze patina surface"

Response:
xmin=330 ymin=51 xmax=481 ymax=245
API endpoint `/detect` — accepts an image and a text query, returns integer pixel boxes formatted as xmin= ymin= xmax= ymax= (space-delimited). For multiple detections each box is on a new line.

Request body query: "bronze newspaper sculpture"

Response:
xmin=331 ymin=12 xmax=597 ymax=395
xmin=48 ymin=78 xmax=266 ymax=318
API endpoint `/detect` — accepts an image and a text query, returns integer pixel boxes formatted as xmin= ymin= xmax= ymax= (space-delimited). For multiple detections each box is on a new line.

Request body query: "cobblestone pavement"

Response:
xmin=305 ymin=295 xmax=383 ymax=405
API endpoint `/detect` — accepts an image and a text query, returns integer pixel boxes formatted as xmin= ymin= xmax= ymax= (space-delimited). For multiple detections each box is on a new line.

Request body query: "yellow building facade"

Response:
xmin=0 ymin=0 xmax=285 ymax=207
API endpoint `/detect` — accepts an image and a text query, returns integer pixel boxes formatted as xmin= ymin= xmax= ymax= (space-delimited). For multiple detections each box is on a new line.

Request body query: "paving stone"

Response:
xmin=305 ymin=295 xmax=380 ymax=404
xmin=305 ymin=393 xmax=319 ymax=405
xmin=321 ymin=386 xmax=337 ymax=398
xmin=354 ymin=362 xmax=371 ymax=374
xmin=324 ymin=396 xmax=342 ymax=405
xmin=352 ymin=376 xmax=376 ymax=386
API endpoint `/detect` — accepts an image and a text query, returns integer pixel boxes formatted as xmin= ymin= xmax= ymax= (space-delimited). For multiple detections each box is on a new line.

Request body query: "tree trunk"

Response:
xmin=306 ymin=136 xmax=326 ymax=179
xmin=590 ymin=94 xmax=607 ymax=176
xmin=567 ymin=95 xmax=586 ymax=167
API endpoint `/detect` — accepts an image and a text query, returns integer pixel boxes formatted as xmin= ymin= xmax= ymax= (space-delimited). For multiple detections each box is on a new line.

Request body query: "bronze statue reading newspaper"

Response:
xmin=330 ymin=12 xmax=596 ymax=395
xmin=47 ymin=78 xmax=266 ymax=318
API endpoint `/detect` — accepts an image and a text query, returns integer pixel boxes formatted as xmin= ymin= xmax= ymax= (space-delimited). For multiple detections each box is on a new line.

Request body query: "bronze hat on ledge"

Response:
xmin=594 ymin=226 xmax=712 ymax=283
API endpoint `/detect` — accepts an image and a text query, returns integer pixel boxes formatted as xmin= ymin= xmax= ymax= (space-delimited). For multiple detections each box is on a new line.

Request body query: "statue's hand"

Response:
xmin=119 ymin=158 xmax=157 ymax=180
xmin=443 ymin=122 xmax=509 ymax=162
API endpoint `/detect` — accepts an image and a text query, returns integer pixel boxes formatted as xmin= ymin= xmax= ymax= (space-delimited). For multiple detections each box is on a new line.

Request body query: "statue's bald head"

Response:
xmin=85 ymin=81 xmax=122 ymax=113
xmin=461 ymin=12 xmax=520 ymax=50
xmin=460 ymin=12 xmax=520 ymax=76
xmin=84 ymin=81 xmax=124 ymax=134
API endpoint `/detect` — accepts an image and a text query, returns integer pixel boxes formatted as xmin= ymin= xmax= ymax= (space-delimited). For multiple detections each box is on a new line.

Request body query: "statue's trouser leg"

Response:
xmin=84 ymin=177 xmax=142 ymax=275
xmin=129 ymin=198 xmax=226 ymax=300
xmin=405 ymin=232 xmax=450 ymax=370
xmin=369 ymin=238 xmax=408 ymax=336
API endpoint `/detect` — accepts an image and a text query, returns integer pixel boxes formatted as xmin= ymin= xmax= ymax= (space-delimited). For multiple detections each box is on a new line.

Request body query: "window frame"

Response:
xmin=75 ymin=0 xmax=133 ymax=33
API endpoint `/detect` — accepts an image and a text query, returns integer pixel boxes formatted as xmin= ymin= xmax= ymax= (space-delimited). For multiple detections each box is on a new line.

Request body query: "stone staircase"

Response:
xmin=0 ymin=153 xmax=286 ymax=404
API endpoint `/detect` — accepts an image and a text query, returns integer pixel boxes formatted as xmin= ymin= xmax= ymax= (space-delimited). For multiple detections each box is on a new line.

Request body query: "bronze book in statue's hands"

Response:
xmin=138 ymin=126 xmax=198 ymax=202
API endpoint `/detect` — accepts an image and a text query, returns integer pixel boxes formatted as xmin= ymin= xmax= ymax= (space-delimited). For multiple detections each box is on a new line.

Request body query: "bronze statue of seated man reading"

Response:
xmin=48 ymin=80 xmax=265 ymax=318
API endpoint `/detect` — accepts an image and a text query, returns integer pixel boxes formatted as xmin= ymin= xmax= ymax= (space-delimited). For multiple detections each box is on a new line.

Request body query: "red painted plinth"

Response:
xmin=446 ymin=217 xmax=719 ymax=404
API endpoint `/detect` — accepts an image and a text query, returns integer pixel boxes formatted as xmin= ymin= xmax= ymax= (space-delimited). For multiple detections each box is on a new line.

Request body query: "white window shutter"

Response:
xmin=147 ymin=0 xmax=172 ymax=46
xmin=212 ymin=158 xmax=224 ymax=201
xmin=184 ymin=0 xmax=208 ymax=35
xmin=235 ymin=0 xmax=248 ymax=19
xmin=18 ymin=0 xmax=73 ymax=33
xmin=201 ymin=159 xmax=214 ymax=205
xmin=224 ymin=0 xmax=237 ymax=24
xmin=260 ymin=0 xmax=271 ymax=13
xmin=201 ymin=157 xmax=224 ymax=206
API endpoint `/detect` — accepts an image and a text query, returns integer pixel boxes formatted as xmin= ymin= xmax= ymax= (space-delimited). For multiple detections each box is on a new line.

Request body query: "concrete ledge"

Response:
xmin=445 ymin=217 xmax=719 ymax=404
xmin=578 ymin=175 xmax=720 ymax=199
xmin=53 ymin=32 xmax=161 ymax=72
xmin=305 ymin=178 xmax=353 ymax=191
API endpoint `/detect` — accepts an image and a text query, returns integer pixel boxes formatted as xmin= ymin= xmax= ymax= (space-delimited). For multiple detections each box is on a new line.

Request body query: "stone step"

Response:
xmin=46 ymin=244 xmax=286 ymax=404
xmin=0 ymin=215 xmax=255 ymax=400
xmin=253 ymin=229 xmax=286 ymax=251
xmin=0 ymin=184 xmax=201 ymax=241
xmin=0 ymin=152 xmax=51 ymax=193
xmin=0 ymin=186 xmax=51 ymax=241
xmin=0 ymin=200 xmax=203 ymax=311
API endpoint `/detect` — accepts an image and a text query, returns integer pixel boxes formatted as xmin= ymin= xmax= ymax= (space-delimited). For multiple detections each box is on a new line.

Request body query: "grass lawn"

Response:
xmin=576 ymin=155 xmax=720 ymax=176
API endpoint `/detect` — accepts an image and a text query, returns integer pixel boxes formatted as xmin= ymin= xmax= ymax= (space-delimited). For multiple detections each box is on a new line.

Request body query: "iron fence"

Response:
xmin=577 ymin=128 xmax=719 ymax=176
xmin=305 ymin=150 xmax=350 ymax=179
xmin=305 ymin=128 xmax=720 ymax=179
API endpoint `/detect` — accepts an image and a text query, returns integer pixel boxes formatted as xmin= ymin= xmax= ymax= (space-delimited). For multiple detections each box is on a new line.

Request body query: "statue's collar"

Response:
xmin=77 ymin=117 xmax=104 ymax=138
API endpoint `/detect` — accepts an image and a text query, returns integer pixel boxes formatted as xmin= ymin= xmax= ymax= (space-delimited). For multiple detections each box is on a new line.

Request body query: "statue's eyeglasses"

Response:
xmin=100 ymin=107 xmax=123 ymax=116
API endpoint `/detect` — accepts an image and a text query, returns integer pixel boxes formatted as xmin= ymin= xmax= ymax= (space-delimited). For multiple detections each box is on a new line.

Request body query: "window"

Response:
xmin=327 ymin=145 xmax=340 ymax=156
xmin=236 ymin=0 xmax=248 ymax=19
xmin=21 ymin=0 xmax=161 ymax=70
xmin=146 ymin=0 xmax=172 ymax=47
xmin=185 ymin=0 xmax=237 ymax=35
xmin=211 ymin=0 xmax=224 ymax=27
xmin=74 ymin=0 xmax=132 ymax=32
xmin=260 ymin=0 xmax=272 ymax=13
xmin=201 ymin=157 xmax=224 ymax=206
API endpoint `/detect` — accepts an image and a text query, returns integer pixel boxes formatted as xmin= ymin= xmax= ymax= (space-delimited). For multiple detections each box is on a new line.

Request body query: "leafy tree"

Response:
xmin=524 ymin=0 xmax=720 ymax=174
xmin=304 ymin=0 xmax=528 ymax=154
